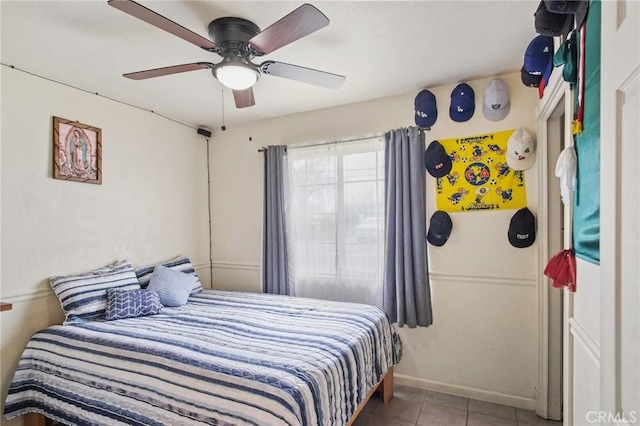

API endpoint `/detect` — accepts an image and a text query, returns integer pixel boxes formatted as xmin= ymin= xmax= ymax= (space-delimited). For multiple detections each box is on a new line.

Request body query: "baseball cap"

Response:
xmin=424 ymin=140 xmax=452 ymax=178
xmin=545 ymin=0 xmax=589 ymax=30
xmin=506 ymin=129 xmax=536 ymax=171
xmin=449 ymin=83 xmax=475 ymax=122
xmin=521 ymin=66 xmax=543 ymax=87
xmin=508 ymin=208 xmax=536 ymax=248
xmin=427 ymin=211 xmax=452 ymax=247
xmin=538 ymin=56 xmax=554 ymax=98
xmin=482 ymin=79 xmax=510 ymax=121
xmin=535 ymin=0 xmax=573 ymax=37
xmin=414 ymin=89 xmax=438 ymax=128
xmin=523 ymin=35 xmax=554 ymax=76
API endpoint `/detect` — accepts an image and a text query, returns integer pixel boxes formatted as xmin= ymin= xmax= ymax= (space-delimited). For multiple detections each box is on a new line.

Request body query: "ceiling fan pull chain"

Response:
xmin=221 ymin=86 xmax=226 ymax=131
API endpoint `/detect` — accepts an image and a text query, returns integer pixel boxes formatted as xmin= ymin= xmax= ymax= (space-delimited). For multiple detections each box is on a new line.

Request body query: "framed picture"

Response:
xmin=53 ymin=117 xmax=102 ymax=184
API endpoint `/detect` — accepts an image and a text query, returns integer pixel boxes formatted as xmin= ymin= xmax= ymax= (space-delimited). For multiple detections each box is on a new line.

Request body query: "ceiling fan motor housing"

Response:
xmin=208 ymin=17 xmax=261 ymax=57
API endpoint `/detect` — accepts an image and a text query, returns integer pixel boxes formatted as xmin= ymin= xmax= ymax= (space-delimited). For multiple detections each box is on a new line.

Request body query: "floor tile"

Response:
xmin=363 ymin=396 xmax=382 ymax=414
xmin=516 ymin=408 xmax=563 ymax=425
xmin=394 ymin=384 xmax=427 ymax=401
xmin=417 ymin=401 xmax=467 ymax=426
xmin=365 ymin=414 xmax=416 ymax=426
xmin=468 ymin=399 xmax=517 ymax=421
xmin=373 ymin=395 xmax=423 ymax=424
xmin=424 ymin=390 xmax=469 ymax=411
xmin=468 ymin=412 xmax=518 ymax=426
xmin=352 ymin=412 xmax=371 ymax=426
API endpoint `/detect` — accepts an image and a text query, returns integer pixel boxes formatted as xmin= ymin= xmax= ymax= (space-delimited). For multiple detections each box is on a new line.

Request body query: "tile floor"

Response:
xmin=353 ymin=385 xmax=563 ymax=426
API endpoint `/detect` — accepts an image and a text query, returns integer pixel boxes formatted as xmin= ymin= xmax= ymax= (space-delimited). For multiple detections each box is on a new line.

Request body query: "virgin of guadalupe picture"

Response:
xmin=53 ymin=117 xmax=102 ymax=184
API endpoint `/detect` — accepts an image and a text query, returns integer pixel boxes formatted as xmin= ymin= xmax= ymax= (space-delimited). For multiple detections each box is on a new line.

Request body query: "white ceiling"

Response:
xmin=1 ymin=1 xmax=541 ymax=130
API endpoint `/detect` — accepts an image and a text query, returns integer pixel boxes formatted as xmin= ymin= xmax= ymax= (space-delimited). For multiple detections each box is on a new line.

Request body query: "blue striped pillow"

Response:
xmin=135 ymin=255 xmax=203 ymax=295
xmin=50 ymin=260 xmax=141 ymax=325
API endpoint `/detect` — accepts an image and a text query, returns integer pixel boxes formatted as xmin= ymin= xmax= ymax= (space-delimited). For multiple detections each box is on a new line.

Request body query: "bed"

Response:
xmin=3 ymin=289 xmax=400 ymax=426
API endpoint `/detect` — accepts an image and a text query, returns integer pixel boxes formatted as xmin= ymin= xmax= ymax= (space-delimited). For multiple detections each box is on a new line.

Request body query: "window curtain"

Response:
xmin=284 ymin=138 xmax=385 ymax=306
xmin=383 ymin=127 xmax=432 ymax=328
xmin=262 ymin=145 xmax=291 ymax=295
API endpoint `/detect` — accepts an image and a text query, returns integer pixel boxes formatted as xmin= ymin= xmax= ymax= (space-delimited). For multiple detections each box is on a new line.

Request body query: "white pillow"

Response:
xmin=147 ymin=264 xmax=197 ymax=307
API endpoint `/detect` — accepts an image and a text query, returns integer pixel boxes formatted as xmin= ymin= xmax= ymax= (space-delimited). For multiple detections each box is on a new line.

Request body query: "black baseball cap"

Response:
xmin=521 ymin=66 xmax=543 ymax=87
xmin=535 ymin=0 xmax=574 ymax=38
xmin=508 ymin=208 xmax=536 ymax=248
xmin=425 ymin=141 xmax=452 ymax=178
xmin=545 ymin=0 xmax=589 ymax=30
xmin=427 ymin=211 xmax=452 ymax=247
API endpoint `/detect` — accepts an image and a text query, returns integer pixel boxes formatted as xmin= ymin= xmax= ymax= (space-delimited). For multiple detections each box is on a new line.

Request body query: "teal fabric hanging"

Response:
xmin=572 ymin=0 xmax=600 ymax=264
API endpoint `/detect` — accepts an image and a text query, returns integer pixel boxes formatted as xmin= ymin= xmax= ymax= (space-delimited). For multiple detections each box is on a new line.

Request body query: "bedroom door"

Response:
xmin=599 ymin=0 xmax=640 ymax=424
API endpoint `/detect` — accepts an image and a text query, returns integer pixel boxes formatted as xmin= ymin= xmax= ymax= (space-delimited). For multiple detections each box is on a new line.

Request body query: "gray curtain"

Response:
xmin=262 ymin=145 xmax=291 ymax=295
xmin=382 ymin=127 xmax=432 ymax=327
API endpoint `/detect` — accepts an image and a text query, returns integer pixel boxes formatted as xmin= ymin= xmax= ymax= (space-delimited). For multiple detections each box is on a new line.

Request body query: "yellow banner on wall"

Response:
xmin=435 ymin=130 xmax=527 ymax=212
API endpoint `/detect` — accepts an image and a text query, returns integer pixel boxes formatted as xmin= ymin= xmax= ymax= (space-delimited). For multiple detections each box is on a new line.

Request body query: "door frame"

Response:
xmin=534 ymin=65 xmax=571 ymax=421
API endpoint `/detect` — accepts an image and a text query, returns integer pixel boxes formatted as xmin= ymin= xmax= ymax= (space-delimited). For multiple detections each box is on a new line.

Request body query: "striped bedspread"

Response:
xmin=4 ymin=290 xmax=399 ymax=425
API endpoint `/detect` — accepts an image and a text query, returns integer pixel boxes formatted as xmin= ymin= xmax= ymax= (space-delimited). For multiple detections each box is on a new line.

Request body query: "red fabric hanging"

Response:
xmin=544 ymin=249 xmax=577 ymax=292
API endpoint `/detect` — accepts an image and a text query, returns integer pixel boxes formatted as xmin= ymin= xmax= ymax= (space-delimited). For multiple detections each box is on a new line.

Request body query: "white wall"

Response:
xmin=0 ymin=68 xmax=210 ymax=424
xmin=210 ymin=71 xmax=539 ymax=408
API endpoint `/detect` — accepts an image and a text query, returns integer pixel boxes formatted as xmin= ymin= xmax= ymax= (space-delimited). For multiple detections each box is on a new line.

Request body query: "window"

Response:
xmin=284 ymin=137 xmax=385 ymax=306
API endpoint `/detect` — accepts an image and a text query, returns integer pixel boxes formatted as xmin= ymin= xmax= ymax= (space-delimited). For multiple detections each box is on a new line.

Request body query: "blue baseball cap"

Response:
xmin=449 ymin=83 xmax=475 ymax=122
xmin=523 ymin=35 xmax=553 ymax=76
xmin=538 ymin=55 xmax=554 ymax=95
xmin=414 ymin=89 xmax=438 ymax=128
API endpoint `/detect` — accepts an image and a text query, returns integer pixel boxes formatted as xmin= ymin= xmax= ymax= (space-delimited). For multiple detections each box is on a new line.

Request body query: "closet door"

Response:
xmin=600 ymin=0 xmax=640 ymax=423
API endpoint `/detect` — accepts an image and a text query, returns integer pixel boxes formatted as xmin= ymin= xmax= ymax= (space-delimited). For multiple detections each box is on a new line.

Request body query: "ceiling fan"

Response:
xmin=107 ymin=0 xmax=346 ymax=108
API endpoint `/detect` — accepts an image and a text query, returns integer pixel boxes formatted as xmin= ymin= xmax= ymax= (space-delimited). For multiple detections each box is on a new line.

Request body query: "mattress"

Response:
xmin=4 ymin=290 xmax=399 ymax=425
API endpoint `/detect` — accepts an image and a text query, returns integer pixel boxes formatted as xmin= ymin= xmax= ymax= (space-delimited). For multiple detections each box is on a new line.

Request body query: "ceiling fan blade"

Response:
xmin=248 ymin=4 xmax=329 ymax=55
xmin=123 ymin=62 xmax=214 ymax=80
xmin=108 ymin=0 xmax=217 ymax=50
xmin=233 ymin=88 xmax=256 ymax=108
xmin=260 ymin=61 xmax=345 ymax=89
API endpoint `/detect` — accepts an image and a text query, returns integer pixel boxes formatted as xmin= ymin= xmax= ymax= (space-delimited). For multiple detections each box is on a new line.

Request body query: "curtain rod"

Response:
xmin=257 ymin=133 xmax=385 ymax=153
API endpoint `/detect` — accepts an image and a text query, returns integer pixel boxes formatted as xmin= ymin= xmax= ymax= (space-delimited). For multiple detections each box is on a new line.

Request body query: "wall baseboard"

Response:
xmin=395 ymin=373 xmax=536 ymax=411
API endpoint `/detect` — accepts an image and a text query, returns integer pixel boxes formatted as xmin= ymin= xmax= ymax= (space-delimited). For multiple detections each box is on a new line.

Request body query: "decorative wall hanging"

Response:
xmin=434 ymin=130 xmax=527 ymax=212
xmin=53 ymin=116 xmax=102 ymax=184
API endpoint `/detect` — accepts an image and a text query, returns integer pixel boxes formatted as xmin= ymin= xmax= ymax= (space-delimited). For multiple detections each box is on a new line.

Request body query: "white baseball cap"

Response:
xmin=506 ymin=129 xmax=536 ymax=171
xmin=483 ymin=79 xmax=510 ymax=121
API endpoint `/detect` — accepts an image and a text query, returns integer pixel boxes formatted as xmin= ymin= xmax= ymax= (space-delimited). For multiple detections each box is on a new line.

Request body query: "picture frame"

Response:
xmin=53 ymin=116 xmax=102 ymax=184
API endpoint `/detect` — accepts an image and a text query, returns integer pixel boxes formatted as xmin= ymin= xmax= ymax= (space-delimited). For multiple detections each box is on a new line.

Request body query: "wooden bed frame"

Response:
xmin=23 ymin=367 xmax=393 ymax=426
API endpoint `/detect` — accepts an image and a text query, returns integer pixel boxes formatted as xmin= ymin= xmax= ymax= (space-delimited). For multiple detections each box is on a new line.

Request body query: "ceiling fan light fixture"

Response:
xmin=213 ymin=61 xmax=259 ymax=90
